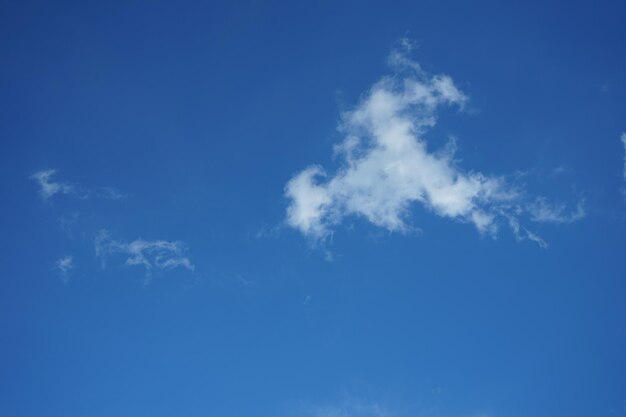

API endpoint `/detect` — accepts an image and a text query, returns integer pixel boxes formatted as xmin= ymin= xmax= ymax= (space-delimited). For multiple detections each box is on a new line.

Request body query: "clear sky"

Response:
xmin=1 ymin=1 xmax=625 ymax=417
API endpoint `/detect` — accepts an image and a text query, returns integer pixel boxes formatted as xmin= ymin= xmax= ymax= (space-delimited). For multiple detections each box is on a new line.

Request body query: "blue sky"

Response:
xmin=1 ymin=1 xmax=625 ymax=416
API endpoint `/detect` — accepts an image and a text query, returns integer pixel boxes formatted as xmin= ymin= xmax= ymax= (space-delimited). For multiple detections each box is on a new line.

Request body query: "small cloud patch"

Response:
xmin=95 ymin=229 xmax=194 ymax=279
xmin=31 ymin=170 xmax=74 ymax=200
xmin=54 ymin=255 xmax=74 ymax=283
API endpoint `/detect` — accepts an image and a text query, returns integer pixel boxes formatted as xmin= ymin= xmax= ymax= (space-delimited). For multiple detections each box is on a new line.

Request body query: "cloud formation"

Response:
xmin=31 ymin=170 xmax=74 ymax=200
xmin=506 ymin=215 xmax=548 ymax=249
xmin=54 ymin=255 xmax=74 ymax=282
xmin=95 ymin=229 xmax=194 ymax=277
xmin=527 ymin=197 xmax=585 ymax=224
xmin=30 ymin=169 xmax=124 ymax=201
xmin=285 ymin=44 xmax=583 ymax=246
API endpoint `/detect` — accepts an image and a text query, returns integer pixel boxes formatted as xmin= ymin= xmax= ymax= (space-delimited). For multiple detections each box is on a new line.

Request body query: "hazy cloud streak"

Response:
xmin=31 ymin=169 xmax=124 ymax=201
xmin=31 ymin=170 xmax=74 ymax=200
xmin=54 ymin=255 xmax=74 ymax=282
xmin=95 ymin=229 xmax=194 ymax=278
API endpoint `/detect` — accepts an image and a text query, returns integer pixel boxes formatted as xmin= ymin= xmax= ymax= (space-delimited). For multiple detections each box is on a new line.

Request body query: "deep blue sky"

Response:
xmin=1 ymin=1 xmax=625 ymax=417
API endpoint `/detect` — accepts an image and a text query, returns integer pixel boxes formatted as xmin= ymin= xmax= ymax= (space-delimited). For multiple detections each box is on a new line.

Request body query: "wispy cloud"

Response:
xmin=95 ymin=229 xmax=194 ymax=278
xmin=30 ymin=169 xmax=124 ymax=201
xmin=305 ymin=399 xmax=389 ymax=417
xmin=94 ymin=186 xmax=126 ymax=200
xmin=297 ymin=396 xmax=492 ymax=417
xmin=31 ymin=169 xmax=74 ymax=200
xmin=54 ymin=255 xmax=74 ymax=282
xmin=285 ymin=41 xmax=583 ymax=247
xmin=527 ymin=197 xmax=585 ymax=224
xmin=506 ymin=215 xmax=548 ymax=249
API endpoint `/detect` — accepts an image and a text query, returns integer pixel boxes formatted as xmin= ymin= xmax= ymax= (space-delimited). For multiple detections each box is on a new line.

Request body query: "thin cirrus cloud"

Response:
xmin=299 ymin=397 xmax=487 ymax=417
xmin=31 ymin=169 xmax=74 ymax=200
xmin=54 ymin=255 xmax=74 ymax=282
xmin=284 ymin=42 xmax=584 ymax=246
xmin=95 ymin=229 xmax=195 ymax=276
xmin=31 ymin=169 xmax=124 ymax=201
xmin=32 ymin=170 xmax=191 ymax=282
xmin=527 ymin=197 xmax=586 ymax=224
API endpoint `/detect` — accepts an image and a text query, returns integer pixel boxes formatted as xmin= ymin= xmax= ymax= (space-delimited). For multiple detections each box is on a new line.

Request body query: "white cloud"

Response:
xmin=285 ymin=44 xmax=583 ymax=247
xmin=31 ymin=169 xmax=74 ymax=200
xmin=54 ymin=255 xmax=74 ymax=282
xmin=506 ymin=216 xmax=548 ymax=249
xmin=527 ymin=197 xmax=585 ymax=224
xmin=95 ymin=186 xmax=125 ymax=200
xmin=30 ymin=169 xmax=124 ymax=200
xmin=95 ymin=229 xmax=194 ymax=277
